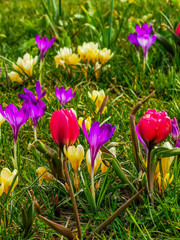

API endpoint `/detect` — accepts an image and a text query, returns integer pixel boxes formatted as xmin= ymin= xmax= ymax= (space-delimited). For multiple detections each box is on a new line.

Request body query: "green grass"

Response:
xmin=0 ymin=0 xmax=180 ymax=239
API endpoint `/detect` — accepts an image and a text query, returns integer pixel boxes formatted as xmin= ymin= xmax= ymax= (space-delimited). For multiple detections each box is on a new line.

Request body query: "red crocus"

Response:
xmin=176 ymin=23 xmax=180 ymax=37
xmin=138 ymin=109 xmax=172 ymax=147
xmin=50 ymin=109 xmax=79 ymax=148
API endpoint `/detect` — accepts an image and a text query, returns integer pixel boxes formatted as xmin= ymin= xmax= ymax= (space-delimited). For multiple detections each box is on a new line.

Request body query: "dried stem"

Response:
xmin=64 ymin=157 xmax=81 ymax=239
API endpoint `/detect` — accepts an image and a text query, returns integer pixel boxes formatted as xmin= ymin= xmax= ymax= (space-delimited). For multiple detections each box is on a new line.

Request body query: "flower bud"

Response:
xmin=64 ymin=144 xmax=84 ymax=172
xmin=50 ymin=109 xmax=79 ymax=148
xmin=171 ymin=117 xmax=179 ymax=142
xmin=138 ymin=109 xmax=172 ymax=147
xmin=86 ymin=149 xmax=102 ymax=175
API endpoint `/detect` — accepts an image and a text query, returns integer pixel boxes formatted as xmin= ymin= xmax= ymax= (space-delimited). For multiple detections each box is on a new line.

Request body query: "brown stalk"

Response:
xmin=130 ymin=91 xmax=155 ymax=172
xmin=39 ymin=215 xmax=76 ymax=240
xmin=64 ymin=157 xmax=81 ymax=239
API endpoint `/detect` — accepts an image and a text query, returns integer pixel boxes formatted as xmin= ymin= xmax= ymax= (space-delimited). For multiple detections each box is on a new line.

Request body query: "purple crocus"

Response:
xmin=136 ymin=126 xmax=147 ymax=154
xmin=135 ymin=23 xmax=152 ymax=36
xmin=137 ymin=34 xmax=157 ymax=59
xmin=171 ymin=118 xmax=179 ymax=143
xmin=82 ymin=120 xmax=116 ymax=202
xmin=82 ymin=121 xmax=116 ymax=172
xmin=19 ymin=80 xmax=46 ymax=105
xmin=175 ymin=138 xmax=180 ymax=148
xmin=35 ymin=34 xmax=55 ymax=61
xmin=28 ymin=101 xmax=46 ymax=141
xmin=55 ymin=87 xmax=76 ymax=107
xmin=127 ymin=33 xmax=139 ymax=53
xmin=0 ymin=104 xmax=29 ymax=168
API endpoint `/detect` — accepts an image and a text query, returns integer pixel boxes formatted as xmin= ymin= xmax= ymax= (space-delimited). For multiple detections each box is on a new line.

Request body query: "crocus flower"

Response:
xmin=137 ymin=34 xmax=157 ymax=59
xmin=55 ymin=87 xmax=76 ymax=107
xmin=138 ymin=109 xmax=172 ymax=148
xmin=0 ymin=168 xmax=18 ymax=196
xmin=99 ymin=48 xmax=114 ymax=65
xmin=78 ymin=116 xmax=91 ymax=131
xmin=135 ymin=23 xmax=152 ymax=36
xmin=175 ymin=138 xmax=180 ymax=148
xmin=13 ymin=53 xmax=38 ymax=77
xmin=36 ymin=167 xmax=55 ymax=185
xmin=50 ymin=109 xmax=79 ymax=149
xmin=171 ymin=117 xmax=179 ymax=143
xmin=78 ymin=42 xmax=99 ymax=63
xmin=176 ymin=23 xmax=180 ymax=37
xmin=88 ymin=90 xmax=107 ymax=113
xmin=35 ymin=34 xmax=55 ymax=61
xmin=0 ymin=104 xmax=29 ymax=143
xmin=64 ymin=145 xmax=84 ymax=172
xmin=154 ymin=142 xmax=174 ymax=193
xmin=82 ymin=121 xmax=116 ymax=173
xmin=54 ymin=48 xmax=80 ymax=68
xmin=127 ymin=33 xmax=139 ymax=53
xmin=0 ymin=113 xmax=5 ymax=127
xmin=86 ymin=149 xmax=102 ymax=175
xmin=19 ymin=80 xmax=46 ymax=105
xmin=28 ymin=101 xmax=46 ymax=140
xmin=8 ymin=71 xmax=23 ymax=83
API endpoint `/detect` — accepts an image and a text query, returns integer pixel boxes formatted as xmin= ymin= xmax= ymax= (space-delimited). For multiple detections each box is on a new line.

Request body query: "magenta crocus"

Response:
xmin=55 ymin=87 xmax=76 ymax=107
xmin=82 ymin=121 xmax=116 ymax=172
xmin=35 ymin=34 xmax=55 ymax=61
xmin=0 ymin=104 xmax=29 ymax=143
xmin=135 ymin=23 xmax=152 ymax=36
xmin=127 ymin=33 xmax=139 ymax=53
xmin=0 ymin=103 xmax=29 ymax=168
xmin=171 ymin=117 xmax=179 ymax=143
xmin=19 ymin=80 xmax=46 ymax=104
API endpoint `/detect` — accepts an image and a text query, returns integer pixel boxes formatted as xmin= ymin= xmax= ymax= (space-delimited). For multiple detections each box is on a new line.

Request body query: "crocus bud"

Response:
xmin=171 ymin=118 xmax=179 ymax=142
xmin=138 ymin=109 xmax=172 ymax=147
xmin=63 ymin=144 xmax=84 ymax=172
xmin=86 ymin=149 xmax=102 ymax=175
xmin=176 ymin=23 xmax=180 ymax=37
xmin=50 ymin=109 xmax=79 ymax=148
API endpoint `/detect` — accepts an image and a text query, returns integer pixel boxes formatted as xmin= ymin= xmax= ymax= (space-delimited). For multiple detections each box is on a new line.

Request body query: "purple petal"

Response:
xmin=136 ymin=126 xmax=147 ymax=153
xmin=82 ymin=119 xmax=89 ymax=142
xmin=147 ymin=34 xmax=157 ymax=49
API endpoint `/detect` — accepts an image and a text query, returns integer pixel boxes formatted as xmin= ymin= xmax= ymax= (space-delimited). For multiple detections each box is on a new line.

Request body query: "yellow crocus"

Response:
xmin=88 ymin=90 xmax=107 ymax=113
xmin=154 ymin=142 xmax=174 ymax=193
xmin=78 ymin=42 xmax=99 ymax=63
xmin=99 ymin=48 xmax=114 ymax=65
xmin=0 ymin=113 xmax=5 ymax=126
xmin=36 ymin=167 xmax=55 ymax=185
xmin=78 ymin=116 xmax=91 ymax=131
xmin=86 ymin=149 xmax=102 ymax=175
xmin=101 ymin=147 xmax=116 ymax=173
xmin=54 ymin=47 xmax=80 ymax=68
xmin=64 ymin=145 xmax=84 ymax=172
xmin=0 ymin=168 xmax=18 ymax=196
xmin=13 ymin=53 xmax=38 ymax=77
xmin=8 ymin=71 xmax=23 ymax=83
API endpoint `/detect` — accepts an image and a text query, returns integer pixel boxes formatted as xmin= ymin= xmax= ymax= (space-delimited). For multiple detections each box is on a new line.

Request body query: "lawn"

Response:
xmin=0 ymin=0 xmax=180 ymax=239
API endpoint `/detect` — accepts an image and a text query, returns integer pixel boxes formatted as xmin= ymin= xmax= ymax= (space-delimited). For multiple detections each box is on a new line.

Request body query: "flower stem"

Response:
xmin=14 ymin=140 xmax=17 ymax=169
xmin=34 ymin=126 xmax=37 ymax=141
xmin=91 ymin=169 xmax=96 ymax=206
xmin=147 ymin=147 xmax=153 ymax=199
xmin=63 ymin=156 xmax=81 ymax=239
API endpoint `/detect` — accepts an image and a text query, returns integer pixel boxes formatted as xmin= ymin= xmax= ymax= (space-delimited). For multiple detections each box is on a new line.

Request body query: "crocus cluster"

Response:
xmin=127 ymin=23 xmax=157 ymax=59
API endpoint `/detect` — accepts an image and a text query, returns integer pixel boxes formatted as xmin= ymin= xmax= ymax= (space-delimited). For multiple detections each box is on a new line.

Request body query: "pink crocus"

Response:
xmin=138 ymin=109 xmax=172 ymax=148
xmin=50 ymin=109 xmax=79 ymax=149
